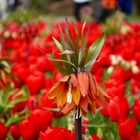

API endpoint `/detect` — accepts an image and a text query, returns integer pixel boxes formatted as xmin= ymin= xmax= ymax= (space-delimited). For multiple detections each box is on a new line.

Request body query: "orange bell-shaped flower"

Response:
xmin=48 ymin=72 xmax=109 ymax=115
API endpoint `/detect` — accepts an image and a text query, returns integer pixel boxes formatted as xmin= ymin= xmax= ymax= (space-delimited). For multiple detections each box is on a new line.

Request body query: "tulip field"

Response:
xmin=1 ymin=14 xmax=140 ymax=140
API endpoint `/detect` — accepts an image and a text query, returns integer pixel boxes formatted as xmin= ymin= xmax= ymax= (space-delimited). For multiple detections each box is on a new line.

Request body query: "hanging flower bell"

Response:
xmin=48 ymin=21 xmax=109 ymax=116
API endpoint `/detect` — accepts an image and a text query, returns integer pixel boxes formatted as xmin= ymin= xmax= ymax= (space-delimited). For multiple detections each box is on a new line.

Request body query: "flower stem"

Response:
xmin=75 ymin=107 xmax=82 ymax=140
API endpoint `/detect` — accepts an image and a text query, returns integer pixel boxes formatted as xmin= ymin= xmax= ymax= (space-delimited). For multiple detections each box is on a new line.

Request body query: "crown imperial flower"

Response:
xmin=48 ymin=21 xmax=109 ymax=116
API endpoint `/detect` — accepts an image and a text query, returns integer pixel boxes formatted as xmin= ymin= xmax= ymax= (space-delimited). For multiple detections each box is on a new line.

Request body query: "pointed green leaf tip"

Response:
xmin=49 ymin=21 xmax=106 ymax=75
xmin=85 ymin=33 xmax=106 ymax=71
xmin=52 ymin=37 xmax=63 ymax=52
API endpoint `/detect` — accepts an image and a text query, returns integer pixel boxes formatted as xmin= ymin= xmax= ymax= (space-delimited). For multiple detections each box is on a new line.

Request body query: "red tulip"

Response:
xmin=29 ymin=108 xmax=53 ymax=132
xmin=40 ymin=126 xmax=76 ymax=140
xmin=118 ymin=118 xmax=136 ymax=140
xmin=111 ymin=67 xmax=131 ymax=81
xmin=133 ymin=98 xmax=140 ymax=123
xmin=27 ymin=95 xmax=38 ymax=111
xmin=10 ymin=124 xmax=20 ymax=140
xmin=107 ymin=96 xmax=129 ymax=122
xmin=131 ymin=79 xmax=140 ymax=95
xmin=131 ymin=131 xmax=140 ymax=140
xmin=134 ymin=52 xmax=140 ymax=64
xmin=26 ymin=71 xmax=45 ymax=95
xmin=101 ymin=102 xmax=109 ymax=117
xmin=104 ymin=78 xmax=125 ymax=97
xmin=20 ymin=119 xmax=38 ymax=140
xmin=8 ymin=89 xmax=26 ymax=113
xmin=37 ymin=56 xmax=54 ymax=72
xmin=82 ymin=119 xmax=89 ymax=134
xmin=12 ymin=63 xmax=29 ymax=82
xmin=0 ymin=121 xmax=8 ymax=140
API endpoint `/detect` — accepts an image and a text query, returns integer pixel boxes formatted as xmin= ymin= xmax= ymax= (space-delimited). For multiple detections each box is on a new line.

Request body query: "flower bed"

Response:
xmin=0 ymin=20 xmax=140 ymax=140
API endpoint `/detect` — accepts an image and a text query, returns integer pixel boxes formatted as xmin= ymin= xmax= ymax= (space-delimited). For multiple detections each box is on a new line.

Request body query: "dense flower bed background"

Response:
xmin=0 ymin=16 xmax=140 ymax=140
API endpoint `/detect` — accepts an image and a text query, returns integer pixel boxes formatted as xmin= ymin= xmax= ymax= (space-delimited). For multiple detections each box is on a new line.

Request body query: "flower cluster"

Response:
xmin=1 ymin=19 xmax=140 ymax=140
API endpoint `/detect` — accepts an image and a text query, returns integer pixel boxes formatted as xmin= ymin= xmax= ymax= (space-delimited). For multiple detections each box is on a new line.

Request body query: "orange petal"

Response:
xmin=78 ymin=72 xmax=89 ymax=97
xmin=61 ymin=102 xmax=75 ymax=114
xmin=88 ymin=97 xmax=96 ymax=114
xmin=79 ymin=96 xmax=89 ymax=113
xmin=89 ymin=73 xmax=99 ymax=95
xmin=89 ymin=102 xmax=96 ymax=114
xmin=71 ymin=74 xmax=78 ymax=88
xmin=81 ymin=110 xmax=87 ymax=116
xmin=56 ymin=85 xmax=68 ymax=107
xmin=97 ymin=94 xmax=106 ymax=106
xmin=89 ymin=90 xmax=96 ymax=100
xmin=48 ymin=82 xmax=65 ymax=99
xmin=72 ymin=87 xmax=81 ymax=106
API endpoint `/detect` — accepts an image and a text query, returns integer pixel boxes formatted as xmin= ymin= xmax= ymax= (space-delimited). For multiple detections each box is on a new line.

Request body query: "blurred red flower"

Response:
xmin=20 ymin=108 xmax=52 ymax=140
xmin=36 ymin=56 xmax=54 ymax=72
xmin=26 ymin=71 xmax=45 ymax=95
xmin=118 ymin=118 xmax=136 ymax=140
xmin=0 ymin=121 xmax=8 ymax=140
xmin=28 ymin=108 xmax=53 ymax=132
xmin=130 ymin=131 xmax=140 ymax=140
xmin=104 ymin=78 xmax=126 ymax=97
xmin=40 ymin=126 xmax=76 ymax=140
xmin=131 ymin=79 xmax=140 ymax=95
xmin=27 ymin=95 xmax=38 ymax=111
xmin=10 ymin=124 xmax=21 ymax=140
xmin=133 ymin=98 xmax=140 ymax=124
xmin=12 ymin=63 xmax=29 ymax=82
xmin=20 ymin=119 xmax=38 ymax=140
xmin=82 ymin=119 xmax=90 ymax=134
xmin=107 ymin=96 xmax=129 ymax=122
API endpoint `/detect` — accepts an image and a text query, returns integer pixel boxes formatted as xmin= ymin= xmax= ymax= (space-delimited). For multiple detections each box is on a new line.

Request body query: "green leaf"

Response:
xmin=61 ymin=54 xmax=74 ymax=74
xmin=97 ymin=128 xmax=103 ymax=138
xmin=48 ymin=54 xmax=68 ymax=75
xmin=59 ymin=24 xmax=77 ymax=70
xmin=0 ymin=96 xmax=3 ymax=106
xmin=10 ymin=96 xmax=27 ymax=105
xmin=6 ymin=113 xmax=25 ymax=126
xmin=65 ymin=22 xmax=80 ymax=67
xmin=46 ymin=107 xmax=60 ymax=112
xmin=52 ymin=37 xmax=63 ymax=53
xmin=10 ymin=88 xmax=25 ymax=99
xmin=78 ymin=22 xmax=86 ymax=65
xmin=65 ymin=22 xmax=73 ymax=51
xmin=3 ymin=84 xmax=11 ymax=103
xmin=67 ymin=33 xmax=79 ymax=68
xmin=85 ymin=34 xmax=106 ymax=71
xmin=78 ymin=29 xmax=90 ymax=66
xmin=52 ymin=116 xmax=68 ymax=128
xmin=0 ymin=106 xmax=6 ymax=114
xmin=72 ymin=22 xmax=80 ymax=50
xmin=48 ymin=54 xmax=76 ymax=74
xmin=81 ymin=21 xmax=86 ymax=38
xmin=83 ymin=124 xmax=108 ymax=128
xmin=61 ymin=50 xmax=74 ymax=55
xmin=59 ymin=25 xmax=68 ymax=50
